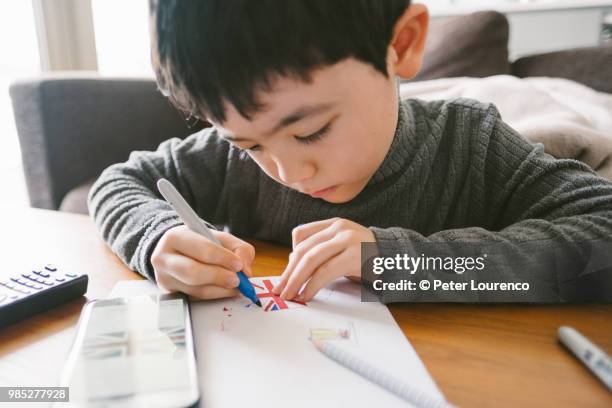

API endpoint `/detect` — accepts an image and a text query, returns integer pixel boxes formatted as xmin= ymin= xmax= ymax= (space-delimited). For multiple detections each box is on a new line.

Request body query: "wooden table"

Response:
xmin=1 ymin=209 xmax=611 ymax=407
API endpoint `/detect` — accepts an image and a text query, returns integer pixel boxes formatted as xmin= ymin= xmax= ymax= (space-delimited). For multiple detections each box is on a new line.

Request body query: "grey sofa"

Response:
xmin=10 ymin=11 xmax=612 ymax=214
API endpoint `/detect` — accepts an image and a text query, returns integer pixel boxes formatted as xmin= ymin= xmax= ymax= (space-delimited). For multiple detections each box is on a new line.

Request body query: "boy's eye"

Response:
xmin=294 ymin=122 xmax=332 ymax=145
xmin=238 ymin=121 xmax=332 ymax=151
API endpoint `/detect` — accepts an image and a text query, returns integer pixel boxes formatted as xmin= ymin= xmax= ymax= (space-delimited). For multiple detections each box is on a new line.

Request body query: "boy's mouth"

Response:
xmin=308 ymin=185 xmax=337 ymax=198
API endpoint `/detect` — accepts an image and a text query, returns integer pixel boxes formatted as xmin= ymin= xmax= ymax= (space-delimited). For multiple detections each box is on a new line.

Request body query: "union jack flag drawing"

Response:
xmin=252 ymin=278 xmax=307 ymax=312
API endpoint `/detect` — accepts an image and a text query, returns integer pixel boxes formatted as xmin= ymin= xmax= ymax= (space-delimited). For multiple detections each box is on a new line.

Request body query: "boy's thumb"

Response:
xmin=235 ymin=246 xmax=254 ymax=277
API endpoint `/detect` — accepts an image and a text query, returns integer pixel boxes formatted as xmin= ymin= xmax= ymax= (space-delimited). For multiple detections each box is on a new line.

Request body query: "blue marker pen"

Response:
xmin=157 ymin=178 xmax=262 ymax=307
xmin=236 ymin=272 xmax=261 ymax=306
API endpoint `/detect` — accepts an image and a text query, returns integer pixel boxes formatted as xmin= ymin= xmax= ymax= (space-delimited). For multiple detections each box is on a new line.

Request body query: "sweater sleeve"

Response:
xmin=370 ymin=106 xmax=612 ymax=303
xmin=87 ymin=128 xmax=231 ymax=281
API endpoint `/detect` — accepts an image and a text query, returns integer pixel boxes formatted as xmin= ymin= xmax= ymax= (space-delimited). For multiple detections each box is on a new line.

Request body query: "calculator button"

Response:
xmin=22 ymin=273 xmax=32 ymax=279
xmin=34 ymin=271 xmax=50 ymax=278
xmin=30 ymin=284 xmax=43 ymax=290
xmin=0 ymin=293 xmax=6 ymax=303
xmin=65 ymin=273 xmax=77 ymax=278
xmin=40 ymin=280 xmax=53 ymax=286
xmin=55 ymin=277 xmax=66 ymax=282
xmin=3 ymin=282 xmax=17 ymax=290
xmin=11 ymin=277 xmax=28 ymax=285
xmin=45 ymin=265 xmax=58 ymax=272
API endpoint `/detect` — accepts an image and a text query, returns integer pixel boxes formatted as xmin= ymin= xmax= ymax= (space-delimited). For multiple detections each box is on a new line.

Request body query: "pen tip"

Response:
xmin=254 ymin=299 xmax=262 ymax=307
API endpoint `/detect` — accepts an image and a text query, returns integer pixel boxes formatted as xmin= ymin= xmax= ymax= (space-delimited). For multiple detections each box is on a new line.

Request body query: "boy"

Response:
xmin=89 ymin=0 xmax=612 ymax=303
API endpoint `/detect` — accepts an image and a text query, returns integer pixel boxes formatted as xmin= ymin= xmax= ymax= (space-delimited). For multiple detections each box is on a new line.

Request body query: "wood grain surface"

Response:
xmin=1 ymin=209 xmax=610 ymax=407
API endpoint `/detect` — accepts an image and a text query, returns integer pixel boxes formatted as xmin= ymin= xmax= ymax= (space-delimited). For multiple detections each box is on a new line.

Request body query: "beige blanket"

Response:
xmin=400 ymin=75 xmax=612 ymax=179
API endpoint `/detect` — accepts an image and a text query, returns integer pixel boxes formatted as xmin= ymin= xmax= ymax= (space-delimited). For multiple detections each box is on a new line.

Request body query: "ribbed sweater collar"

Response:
xmin=366 ymin=100 xmax=415 ymax=187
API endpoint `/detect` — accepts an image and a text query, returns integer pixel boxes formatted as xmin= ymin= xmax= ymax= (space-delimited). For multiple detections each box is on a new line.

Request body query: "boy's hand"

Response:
xmin=273 ymin=218 xmax=376 ymax=302
xmin=151 ymin=225 xmax=255 ymax=299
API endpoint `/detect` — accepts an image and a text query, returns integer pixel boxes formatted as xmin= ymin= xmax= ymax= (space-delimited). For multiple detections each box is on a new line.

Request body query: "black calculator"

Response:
xmin=0 ymin=264 xmax=88 ymax=329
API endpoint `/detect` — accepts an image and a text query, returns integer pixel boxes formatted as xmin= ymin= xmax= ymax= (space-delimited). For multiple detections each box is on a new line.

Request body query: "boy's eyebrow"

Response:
xmin=223 ymin=103 xmax=333 ymax=142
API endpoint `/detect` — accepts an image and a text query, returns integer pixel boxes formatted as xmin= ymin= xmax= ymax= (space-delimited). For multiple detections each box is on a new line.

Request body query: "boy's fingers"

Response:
xmin=156 ymin=270 xmax=239 ymax=300
xmin=242 ymin=262 xmax=253 ymax=278
xmin=291 ymin=218 xmax=338 ymax=249
xmin=298 ymin=254 xmax=345 ymax=302
xmin=162 ymin=254 xmax=241 ymax=288
xmin=234 ymin=246 xmax=255 ymax=277
xmin=215 ymin=231 xmax=256 ymax=276
xmin=170 ymin=229 xmax=243 ymax=271
xmin=274 ymin=227 xmax=335 ymax=294
xmin=273 ymin=252 xmax=295 ymax=294
xmin=280 ymin=238 xmax=344 ymax=300
xmin=216 ymin=231 xmax=256 ymax=258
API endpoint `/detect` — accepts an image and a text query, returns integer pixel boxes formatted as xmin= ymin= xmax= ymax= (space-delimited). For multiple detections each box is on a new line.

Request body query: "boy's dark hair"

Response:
xmin=150 ymin=0 xmax=411 ymax=123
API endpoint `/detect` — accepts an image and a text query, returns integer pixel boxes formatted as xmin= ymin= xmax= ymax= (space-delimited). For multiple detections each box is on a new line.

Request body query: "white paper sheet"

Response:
xmin=109 ymin=277 xmax=444 ymax=407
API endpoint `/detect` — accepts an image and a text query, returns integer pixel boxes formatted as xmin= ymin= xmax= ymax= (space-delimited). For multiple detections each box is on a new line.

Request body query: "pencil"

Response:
xmin=312 ymin=340 xmax=453 ymax=408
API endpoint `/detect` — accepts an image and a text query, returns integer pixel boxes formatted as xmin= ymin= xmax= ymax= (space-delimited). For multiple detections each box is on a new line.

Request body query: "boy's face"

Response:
xmin=211 ymin=58 xmax=399 ymax=203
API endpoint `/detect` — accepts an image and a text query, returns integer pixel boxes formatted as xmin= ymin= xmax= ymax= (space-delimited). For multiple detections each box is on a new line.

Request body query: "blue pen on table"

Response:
xmin=157 ymin=178 xmax=262 ymax=307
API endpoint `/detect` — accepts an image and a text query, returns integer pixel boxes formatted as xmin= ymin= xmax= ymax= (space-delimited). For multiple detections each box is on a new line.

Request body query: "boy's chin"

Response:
xmin=313 ymin=185 xmax=362 ymax=204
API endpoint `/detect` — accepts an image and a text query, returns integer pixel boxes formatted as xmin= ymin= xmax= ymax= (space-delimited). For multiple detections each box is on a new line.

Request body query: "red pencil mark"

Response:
xmin=255 ymin=279 xmax=306 ymax=311
xmin=257 ymin=279 xmax=288 ymax=309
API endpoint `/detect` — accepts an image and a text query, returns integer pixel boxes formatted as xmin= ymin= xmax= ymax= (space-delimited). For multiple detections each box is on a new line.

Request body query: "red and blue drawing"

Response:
xmin=252 ymin=278 xmax=306 ymax=312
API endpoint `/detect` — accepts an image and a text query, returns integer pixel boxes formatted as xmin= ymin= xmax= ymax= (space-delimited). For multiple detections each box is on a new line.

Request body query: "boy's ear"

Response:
xmin=389 ymin=3 xmax=429 ymax=80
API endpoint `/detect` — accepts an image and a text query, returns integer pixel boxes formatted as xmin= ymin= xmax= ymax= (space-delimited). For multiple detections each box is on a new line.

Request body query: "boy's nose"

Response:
xmin=275 ymin=158 xmax=316 ymax=187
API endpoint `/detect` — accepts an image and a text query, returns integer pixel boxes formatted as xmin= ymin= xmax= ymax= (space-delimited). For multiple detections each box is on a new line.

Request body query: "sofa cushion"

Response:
xmin=59 ymin=179 xmax=95 ymax=214
xmin=409 ymin=11 xmax=511 ymax=81
xmin=512 ymin=46 xmax=612 ymax=94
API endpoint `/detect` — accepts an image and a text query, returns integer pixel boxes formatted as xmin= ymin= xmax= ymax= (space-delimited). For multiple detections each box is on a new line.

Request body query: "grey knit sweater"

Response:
xmin=88 ymin=98 xmax=612 ymax=301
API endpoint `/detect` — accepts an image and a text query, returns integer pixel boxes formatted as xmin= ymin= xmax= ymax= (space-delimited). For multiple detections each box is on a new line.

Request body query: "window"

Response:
xmin=92 ymin=0 xmax=153 ymax=77
xmin=1 ymin=0 xmax=41 ymax=208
